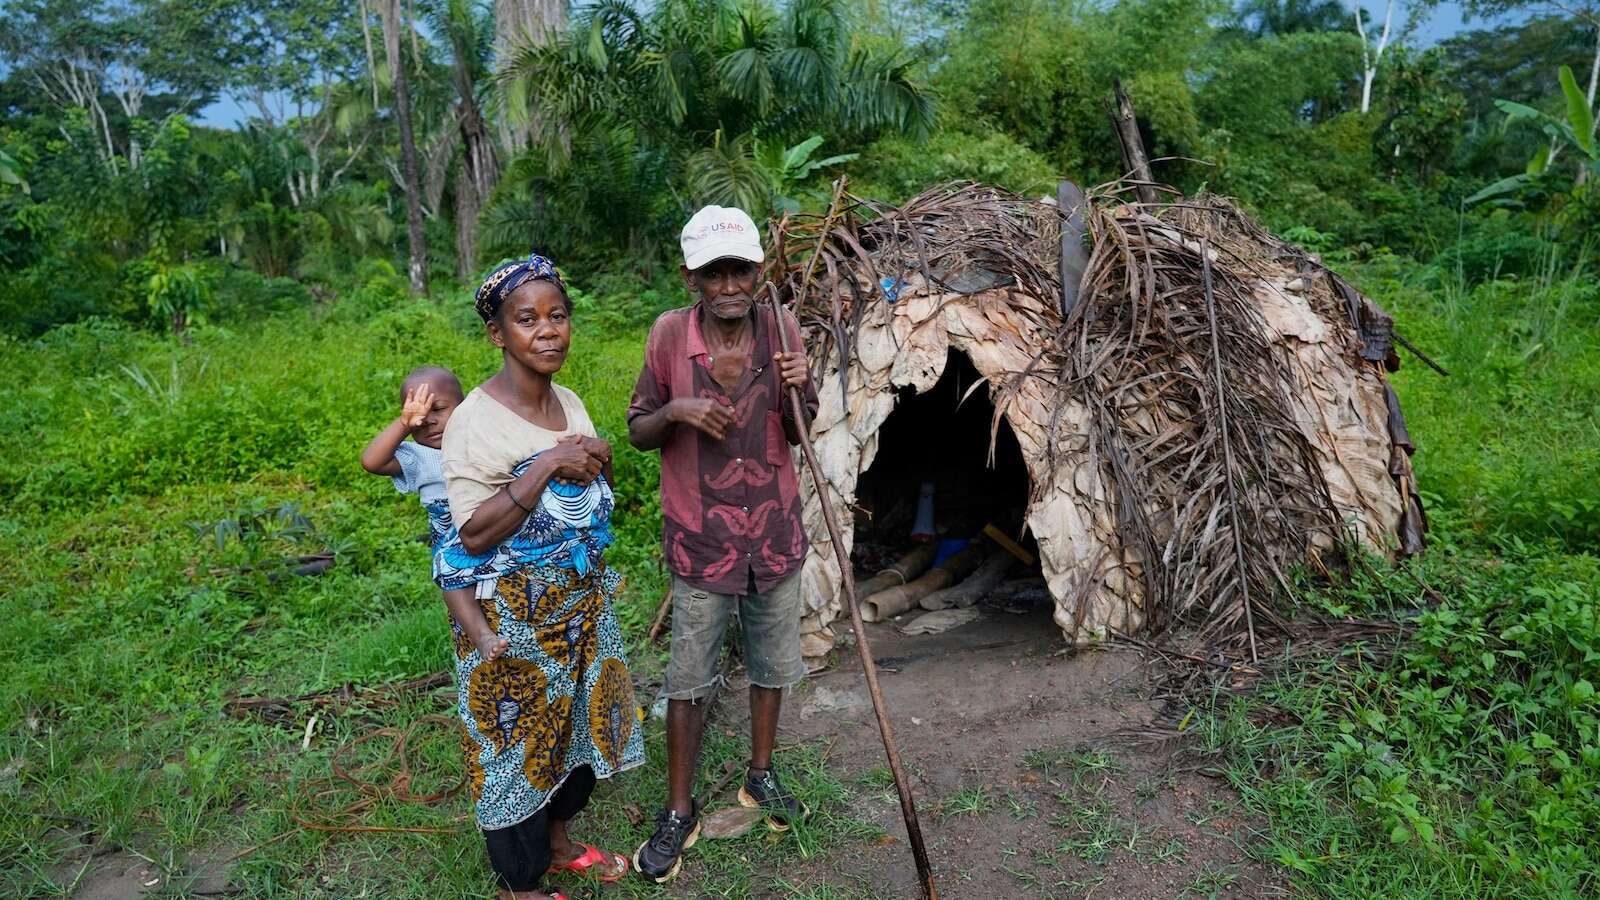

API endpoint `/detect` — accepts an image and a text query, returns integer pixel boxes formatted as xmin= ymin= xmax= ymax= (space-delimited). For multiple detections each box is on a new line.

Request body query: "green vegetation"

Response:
xmin=1185 ymin=249 xmax=1600 ymax=897
xmin=3 ymin=0 xmax=1600 ymax=896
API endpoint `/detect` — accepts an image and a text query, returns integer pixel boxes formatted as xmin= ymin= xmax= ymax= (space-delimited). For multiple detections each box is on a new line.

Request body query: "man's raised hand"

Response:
xmin=667 ymin=397 xmax=735 ymax=440
xmin=773 ymin=351 xmax=809 ymax=389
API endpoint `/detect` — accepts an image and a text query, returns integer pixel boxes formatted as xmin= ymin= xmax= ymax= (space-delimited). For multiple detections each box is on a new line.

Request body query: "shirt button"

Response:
xmin=735 ymin=458 xmax=743 ymax=465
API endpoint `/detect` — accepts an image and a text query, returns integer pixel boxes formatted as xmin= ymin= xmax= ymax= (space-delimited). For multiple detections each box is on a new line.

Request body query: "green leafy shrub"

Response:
xmin=850 ymin=130 xmax=1057 ymax=202
xmin=1431 ymin=213 xmax=1560 ymax=284
xmin=1214 ymin=540 xmax=1600 ymax=896
xmin=212 ymin=267 xmax=314 ymax=323
xmin=326 ymin=258 xmax=410 ymax=323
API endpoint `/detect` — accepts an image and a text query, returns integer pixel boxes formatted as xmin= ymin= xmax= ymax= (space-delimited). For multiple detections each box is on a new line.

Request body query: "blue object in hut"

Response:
xmin=931 ymin=537 xmax=969 ymax=568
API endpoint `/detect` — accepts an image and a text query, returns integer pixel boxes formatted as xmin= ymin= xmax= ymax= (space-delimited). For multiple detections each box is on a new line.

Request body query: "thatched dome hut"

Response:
xmin=768 ymin=183 xmax=1426 ymax=658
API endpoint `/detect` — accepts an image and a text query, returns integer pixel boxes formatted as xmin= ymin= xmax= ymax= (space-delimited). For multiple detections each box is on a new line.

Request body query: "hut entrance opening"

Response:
xmin=848 ymin=349 xmax=1049 ymax=624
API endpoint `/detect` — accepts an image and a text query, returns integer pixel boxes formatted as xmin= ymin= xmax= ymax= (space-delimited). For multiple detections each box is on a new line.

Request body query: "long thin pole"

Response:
xmin=767 ymin=284 xmax=938 ymax=900
xmin=1110 ymin=80 xmax=1158 ymax=205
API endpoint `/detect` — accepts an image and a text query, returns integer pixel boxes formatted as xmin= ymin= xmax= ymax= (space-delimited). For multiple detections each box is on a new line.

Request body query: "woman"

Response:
xmin=436 ymin=254 xmax=644 ymax=900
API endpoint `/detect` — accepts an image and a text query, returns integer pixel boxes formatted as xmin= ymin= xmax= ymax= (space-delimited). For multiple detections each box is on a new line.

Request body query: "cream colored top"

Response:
xmin=441 ymin=383 xmax=597 ymax=526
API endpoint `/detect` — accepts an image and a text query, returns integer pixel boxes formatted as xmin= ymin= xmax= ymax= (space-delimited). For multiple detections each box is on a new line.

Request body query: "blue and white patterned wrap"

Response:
xmin=423 ymin=499 xmax=453 ymax=551
xmin=433 ymin=450 xmax=615 ymax=589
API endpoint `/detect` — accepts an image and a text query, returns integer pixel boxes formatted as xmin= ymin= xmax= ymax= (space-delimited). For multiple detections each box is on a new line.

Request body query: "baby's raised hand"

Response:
xmin=474 ymin=631 xmax=510 ymax=662
xmin=401 ymin=384 xmax=435 ymax=427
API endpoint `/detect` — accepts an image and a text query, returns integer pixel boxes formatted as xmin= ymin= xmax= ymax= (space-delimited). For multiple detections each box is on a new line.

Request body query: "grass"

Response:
xmin=0 ymin=285 xmax=891 ymax=897
xmin=1183 ymin=863 xmax=1240 ymax=898
xmin=3 ymin=226 xmax=1599 ymax=896
xmin=935 ymin=784 xmax=993 ymax=819
xmin=1023 ymin=745 xmax=1127 ymax=789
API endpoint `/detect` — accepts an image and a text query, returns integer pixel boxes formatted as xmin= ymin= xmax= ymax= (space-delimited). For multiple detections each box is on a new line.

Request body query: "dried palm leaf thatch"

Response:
xmin=768 ymin=181 xmax=1420 ymax=655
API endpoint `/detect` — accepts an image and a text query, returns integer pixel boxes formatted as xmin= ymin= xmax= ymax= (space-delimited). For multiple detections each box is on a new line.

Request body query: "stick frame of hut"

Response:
xmin=767 ymin=180 xmax=1426 ymax=658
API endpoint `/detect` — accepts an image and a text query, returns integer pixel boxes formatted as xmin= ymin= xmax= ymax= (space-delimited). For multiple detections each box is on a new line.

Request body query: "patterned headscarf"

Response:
xmin=474 ymin=253 xmax=566 ymax=322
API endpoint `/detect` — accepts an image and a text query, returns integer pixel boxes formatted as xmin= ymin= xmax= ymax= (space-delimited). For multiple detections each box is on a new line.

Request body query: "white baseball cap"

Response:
xmin=680 ymin=205 xmax=764 ymax=271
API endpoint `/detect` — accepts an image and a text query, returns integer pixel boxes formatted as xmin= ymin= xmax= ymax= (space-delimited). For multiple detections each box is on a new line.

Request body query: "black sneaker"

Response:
xmin=632 ymin=803 xmax=700 ymax=884
xmin=737 ymin=765 xmax=810 ymax=832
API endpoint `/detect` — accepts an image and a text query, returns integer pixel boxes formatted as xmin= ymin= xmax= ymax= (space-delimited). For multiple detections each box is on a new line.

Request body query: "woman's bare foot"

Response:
xmin=548 ymin=818 xmax=580 ymax=867
xmin=546 ymin=820 xmax=628 ymax=879
xmin=474 ymin=631 xmax=510 ymax=661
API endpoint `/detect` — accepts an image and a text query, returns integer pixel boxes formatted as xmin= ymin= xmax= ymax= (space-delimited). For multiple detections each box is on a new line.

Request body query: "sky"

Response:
xmin=193 ymin=1 xmax=1531 ymax=128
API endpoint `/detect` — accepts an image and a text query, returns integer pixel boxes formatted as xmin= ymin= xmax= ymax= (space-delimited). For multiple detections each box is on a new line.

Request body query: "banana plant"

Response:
xmin=758 ymin=134 xmax=858 ymax=213
xmin=1467 ymin=65 xmax=1598 ymax=207
xmin=688 ymin=131 xmax=856 ymax=216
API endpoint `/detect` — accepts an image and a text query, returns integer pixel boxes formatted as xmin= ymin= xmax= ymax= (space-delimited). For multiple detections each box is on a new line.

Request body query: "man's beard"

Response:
xmin=705 ymin=294 xmax=752 ymax=320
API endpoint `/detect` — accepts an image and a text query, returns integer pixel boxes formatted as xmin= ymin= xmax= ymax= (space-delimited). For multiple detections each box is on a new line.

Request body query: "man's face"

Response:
xmin=684 ymin=257 xmax=759 ymax=322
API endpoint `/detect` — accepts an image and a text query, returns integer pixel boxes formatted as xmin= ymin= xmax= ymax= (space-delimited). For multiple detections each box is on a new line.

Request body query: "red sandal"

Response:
xmin=548 ymin=843 xmax=630 ymax=883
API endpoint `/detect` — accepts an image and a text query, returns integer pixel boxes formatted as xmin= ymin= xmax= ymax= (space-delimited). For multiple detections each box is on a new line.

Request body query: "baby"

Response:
xmin=361 ymin=365 xmax=509 ymax=662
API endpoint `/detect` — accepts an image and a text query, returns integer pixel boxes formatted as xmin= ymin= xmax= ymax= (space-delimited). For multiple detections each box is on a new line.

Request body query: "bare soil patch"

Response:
xmin=687 ymin=605 xmax=1286 ymax=898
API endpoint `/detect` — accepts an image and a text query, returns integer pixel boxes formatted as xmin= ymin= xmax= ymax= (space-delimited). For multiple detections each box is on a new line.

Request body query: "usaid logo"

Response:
xmin=692 ymin=221 xmax=747 ymax=239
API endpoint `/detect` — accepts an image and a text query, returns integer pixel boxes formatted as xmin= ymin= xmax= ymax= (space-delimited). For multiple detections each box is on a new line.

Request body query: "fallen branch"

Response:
xmin=223 ymin=672 xmax=451 ymax=720
xmin=647 ymin=587 xmax=673 ymax=644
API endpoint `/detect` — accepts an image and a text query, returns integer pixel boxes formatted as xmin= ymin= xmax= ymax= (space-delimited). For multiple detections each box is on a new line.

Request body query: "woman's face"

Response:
xmin=490 ymin=280 xmax=571 ymax=375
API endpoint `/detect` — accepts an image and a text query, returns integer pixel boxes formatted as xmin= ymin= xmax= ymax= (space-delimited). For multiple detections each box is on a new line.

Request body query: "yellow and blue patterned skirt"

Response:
xmin=452 ymin=561 xmax=644 ymax=830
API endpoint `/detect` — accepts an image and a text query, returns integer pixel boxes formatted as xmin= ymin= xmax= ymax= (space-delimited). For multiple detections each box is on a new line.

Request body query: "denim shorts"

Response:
xmin=663 ymin=571 xmax=808 ymax=701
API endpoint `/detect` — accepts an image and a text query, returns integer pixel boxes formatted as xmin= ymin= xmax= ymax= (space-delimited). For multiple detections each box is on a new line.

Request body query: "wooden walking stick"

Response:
xmin=766 ymin=283 xmax=938 ymax=900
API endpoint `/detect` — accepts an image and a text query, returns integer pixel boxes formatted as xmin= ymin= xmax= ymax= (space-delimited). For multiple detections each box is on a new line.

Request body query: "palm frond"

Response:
xmin=686 ymin=130 xmax=772 ymax=212
xmin=714 ymin=5 xmax=778 ymax=112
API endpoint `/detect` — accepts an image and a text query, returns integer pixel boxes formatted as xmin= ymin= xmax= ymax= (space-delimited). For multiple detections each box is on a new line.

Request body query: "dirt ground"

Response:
xmin=685 ymin=603 xmax=1287 ymax=899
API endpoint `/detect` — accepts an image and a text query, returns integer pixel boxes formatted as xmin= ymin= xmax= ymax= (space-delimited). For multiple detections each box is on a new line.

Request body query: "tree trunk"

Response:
xmin=1353 ymin=0 xmax=1395 ymax=115
xmin=455 ymin=173 xmax=481 ymax=281
xmin=381 ymin=0 xmax=429 ymax=296
xmin=1588 ymin=24 xmax=1599 ymax=114
xmin=1108 ymin=81 xmax=1157 ymax=204
xmin=455 ymin=105 xmax=495 ymax=278
xmin=494 ymin=0 xmax=567 ymax=149
xmin=359 ymin=0 xmax=381 ymax=108
xmin=450 ymin=21 xmax=499 ymax=280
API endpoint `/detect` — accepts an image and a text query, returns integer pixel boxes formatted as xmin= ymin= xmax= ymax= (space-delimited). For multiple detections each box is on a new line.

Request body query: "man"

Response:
xmin=628 ymin=205 xmax=819 ymax=884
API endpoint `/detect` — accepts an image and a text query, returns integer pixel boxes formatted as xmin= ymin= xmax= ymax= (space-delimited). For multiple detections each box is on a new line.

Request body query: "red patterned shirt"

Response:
xmin=628 ymin=302 xmax=819 ymax=595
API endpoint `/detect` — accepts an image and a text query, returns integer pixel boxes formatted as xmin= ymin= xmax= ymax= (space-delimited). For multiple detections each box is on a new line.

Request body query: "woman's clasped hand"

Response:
xmin=546 ymin=433 xmax=610 ymax=485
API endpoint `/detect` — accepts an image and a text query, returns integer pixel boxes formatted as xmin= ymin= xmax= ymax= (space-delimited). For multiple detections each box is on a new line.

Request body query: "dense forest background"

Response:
xmin=3 ymin=1 xmax=1600 ymax=897
xmin=2 ymin=0 xmax=1597 ymax=336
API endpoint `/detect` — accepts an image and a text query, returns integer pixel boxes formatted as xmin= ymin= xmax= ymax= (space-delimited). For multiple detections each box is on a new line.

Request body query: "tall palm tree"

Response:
xmin=494 ymin=0 xmax=567 ymax=150
xmin=378 ymin=0 xmax=429 ymax=295
xmin=499 ymin=0 xmax=934 ymax=165
xmin=428 ymin=0 xmax=500 ymax=278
